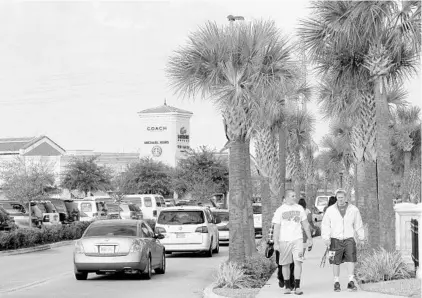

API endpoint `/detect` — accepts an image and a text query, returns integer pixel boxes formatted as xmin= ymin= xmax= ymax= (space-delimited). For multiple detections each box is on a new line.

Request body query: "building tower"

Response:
xmin=138 ymin=101 xmax=193 ymax=167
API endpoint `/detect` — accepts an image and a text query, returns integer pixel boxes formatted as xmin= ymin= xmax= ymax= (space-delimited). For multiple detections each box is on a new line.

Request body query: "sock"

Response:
xmin=284 ymin=279 xmax=291 ymax=289
xmin=334 ymin=276 xmax=340 ymax=283
xmin=349 ymin=275 xmax=354 ymax=282
xmin=294 ymin=279 xmax=301 ymax=289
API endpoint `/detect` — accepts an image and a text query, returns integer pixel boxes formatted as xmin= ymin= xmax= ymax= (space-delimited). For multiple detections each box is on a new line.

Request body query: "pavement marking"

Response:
xmin=0 ymin=271 xmax=71 ymax=294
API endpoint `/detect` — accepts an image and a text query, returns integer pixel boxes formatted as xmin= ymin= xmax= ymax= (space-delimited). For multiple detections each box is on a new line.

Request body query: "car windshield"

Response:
xmin=64 ymin=201 xmax=79 ymax=213
xmin=213 ymin=212 xmax=229 ymax=222
xmin=157 ymin=210 xmax=205 ymax=225
xmin=36 ymin=203 xmax=48 ymax=213
xmin=50 ymin=200 xmax=67 ymax=213
xmin=106 ymin=203 xmax=120 ymax=212
xmin=129 ymin=204 xmax=140 ymax=212
xmin=0 ymin=202 xmax=26 ymax=214
xmin=317 ymin=197 xmax=329 ymax=206
xmin=252 ymin=205 xmax=262 ymax=214
xmin=44 ymin=202 xmax=56 ymax=213
xmin=84 ymin=224 xmax=137 ymax=237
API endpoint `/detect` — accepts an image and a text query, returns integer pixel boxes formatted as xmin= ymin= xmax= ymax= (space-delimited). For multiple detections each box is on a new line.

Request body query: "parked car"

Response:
xmin=73 ymin=219 xmax=166 ymax=280
xmin=122 ymin=194 xmax=166 ymax=220
xmin=313 ymin=196 xmax=330 ymax=222
xmin=74 ymin=197 xmax=112 ymax=221
xmin=32 ymin=201 xmax=61 ymax=226
xmin=252 ymin=203 xmax=262 ymax=237
xmin=0 ymin=206 xmax=15 ymax=231
xmin=155 ymin=206 xmax=220 ymax=256
xmin=104 ymin=203 xmax=122 ymax=220
xmin=119 ymin=203 xmax=143 ymax=220
xmin=211 ymin=209 xmax=229 ymax=244
xmin=0 ymin=200 xmax=42 ymax=228
xmin=49 ymin=198 xmax=80 ymax=224
xmin=164 ymin=198 xmax=176 ymax=207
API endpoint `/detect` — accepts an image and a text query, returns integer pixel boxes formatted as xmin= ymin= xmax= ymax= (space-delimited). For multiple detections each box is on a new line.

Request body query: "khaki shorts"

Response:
xmin=278 ymin=239 xmax=304 ymax=266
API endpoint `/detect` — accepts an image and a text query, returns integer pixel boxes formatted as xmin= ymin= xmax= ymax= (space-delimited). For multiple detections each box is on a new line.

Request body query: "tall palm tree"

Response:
xmin=167 ymin=20 xmax=297 ymax=263
xmin=299 ymin=1 xmax=420 ymax=250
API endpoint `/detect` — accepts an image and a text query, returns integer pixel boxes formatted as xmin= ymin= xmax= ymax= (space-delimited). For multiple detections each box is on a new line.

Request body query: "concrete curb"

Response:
xmin=0 ymin=240 xmax=76 ymax=256
xmin=203 ymin=283 xmax=227 ymax=298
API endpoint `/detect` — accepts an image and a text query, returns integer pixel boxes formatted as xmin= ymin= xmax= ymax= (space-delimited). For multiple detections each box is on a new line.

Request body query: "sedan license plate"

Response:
xmin=176 ymin=233 xmax=186 ymax=238
xmin=99 ymin=246 xmax=114 ymax=254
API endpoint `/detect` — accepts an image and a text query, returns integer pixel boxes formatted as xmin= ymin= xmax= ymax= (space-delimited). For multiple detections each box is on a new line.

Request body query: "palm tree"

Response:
xmin=391 ymin=105 xmax=421 ymax=202
xmin=167 ymin=20 xmax=297 ymax=263
xmin=299 ymin=1 xmax=420 ymax=250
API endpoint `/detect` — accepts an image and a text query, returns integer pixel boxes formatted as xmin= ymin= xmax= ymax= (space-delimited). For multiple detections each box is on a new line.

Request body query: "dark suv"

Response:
xmin=0 ymin=206 xmax=16 ymax=231
xmin=49 ymin=199 xmax=80 ymax=224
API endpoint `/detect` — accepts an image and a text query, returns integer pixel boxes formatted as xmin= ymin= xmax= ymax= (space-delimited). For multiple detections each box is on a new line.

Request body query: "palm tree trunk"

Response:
xmin=278 ymin=126 xmax=287 ymax=203
xmin=358 ymin=160 xmax=379 ymax=248
xmin=401 ymin=151 xmax=412 ymax=201
xmin=354 ymin=164 xmax=359 ymax=205
xmin=374 ymin=79 xmax=395 ymax=251
xmin=261 ymin=176 xmax=271 ymax=240
xmin=243 ymin=141 xmax=256 ymax=255
xmin=228 ymin=139 xmax=249 ymax=263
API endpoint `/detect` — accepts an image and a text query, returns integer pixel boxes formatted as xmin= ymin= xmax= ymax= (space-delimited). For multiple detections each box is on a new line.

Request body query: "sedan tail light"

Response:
xmin=74 ymin=240 xmax=85 ymax=254
xmin=195 ymin=226 xmax=208 ymax=233
xmin=129 ymin=240 xmax=142 ymax=253
xmin=155 ymin=227 xmax=166 ymax=234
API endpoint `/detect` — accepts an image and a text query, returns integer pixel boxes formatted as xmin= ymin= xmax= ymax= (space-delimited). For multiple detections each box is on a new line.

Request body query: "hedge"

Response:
xmin=0 ymin=221 xmax=91 ymax=251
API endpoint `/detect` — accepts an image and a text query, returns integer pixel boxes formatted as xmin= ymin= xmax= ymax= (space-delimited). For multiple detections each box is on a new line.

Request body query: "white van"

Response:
xmin=315 ymin=196 xmax=330 ymax=213
xmin=122 ymin=194 xmax=166 ymax=220
xmin=74 ymin=196 xmax=114 ymax=221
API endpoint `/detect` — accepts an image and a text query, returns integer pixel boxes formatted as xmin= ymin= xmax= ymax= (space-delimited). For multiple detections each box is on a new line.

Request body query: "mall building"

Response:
xmin=0 ymin=102 xmax=194 ymax=198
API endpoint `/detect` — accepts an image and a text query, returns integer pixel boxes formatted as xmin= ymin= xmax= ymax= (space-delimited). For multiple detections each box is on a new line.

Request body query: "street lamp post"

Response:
xmin=339 ymin=171 xmax=344 ymax=189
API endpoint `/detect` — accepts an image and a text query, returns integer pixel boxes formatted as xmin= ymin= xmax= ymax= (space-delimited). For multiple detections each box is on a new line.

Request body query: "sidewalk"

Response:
xmin=257 ymin=237 xmax=403 ymax=298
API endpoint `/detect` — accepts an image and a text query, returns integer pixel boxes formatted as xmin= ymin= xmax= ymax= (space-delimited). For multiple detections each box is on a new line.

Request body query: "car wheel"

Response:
xmin=212 ymin=238 xmax=219 ymax=254
xmin=142 ymin=255 xmax=152 ymax=280
xmin=205 ymin=240 xmax=213 ymax=258
xmin=155 ymin=251 xmax=166 ymax=274
xmin=75 ymin=271 xmax=88 ymax=280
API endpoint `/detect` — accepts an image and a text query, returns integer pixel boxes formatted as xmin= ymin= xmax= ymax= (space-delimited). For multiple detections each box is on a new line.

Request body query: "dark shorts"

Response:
xmin=329 ymin=238 xmax=357 ymax=265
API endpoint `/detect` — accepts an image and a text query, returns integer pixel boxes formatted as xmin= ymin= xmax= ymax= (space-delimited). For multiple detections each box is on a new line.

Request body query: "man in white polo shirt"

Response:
xmin=321 ymin=189 xmax=365 ymax=292
xmin=273 ymin=189 xmax=313 ymax=295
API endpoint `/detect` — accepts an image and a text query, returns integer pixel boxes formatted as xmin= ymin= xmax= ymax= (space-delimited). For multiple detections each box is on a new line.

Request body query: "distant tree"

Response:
xmin=0 ymin=157 xmax=56 ymax=204
xmin=173 ymin=146 xmax=229 ymax=202
xmin=117 ymin=157 xmax=173 ymax=196
xmin=61 ymin=156 xmax=112 ymax=197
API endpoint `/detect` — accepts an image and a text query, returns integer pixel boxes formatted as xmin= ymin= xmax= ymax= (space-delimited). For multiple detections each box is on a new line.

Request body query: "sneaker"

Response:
xmin=294 ymin=287 xmax=303 ymax=295
xmin=347 ymin=281 xmax=358 ymax=291
xmin=279 ymin=280 xmax=284 ymax=288
xmin=334 ymin=282 xmax=341 ymax=292
xmin=284 ymin=287 xmax=292 ymax=294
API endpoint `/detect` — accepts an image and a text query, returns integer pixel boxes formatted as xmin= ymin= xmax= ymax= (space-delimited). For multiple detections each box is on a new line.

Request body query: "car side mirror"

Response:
xmin=155 ymin=233 xmax=165 ymax=240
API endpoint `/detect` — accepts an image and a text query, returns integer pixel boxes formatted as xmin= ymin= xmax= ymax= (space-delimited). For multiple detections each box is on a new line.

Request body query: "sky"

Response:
xmin=0 ymin=0 xmax=420 ymax=153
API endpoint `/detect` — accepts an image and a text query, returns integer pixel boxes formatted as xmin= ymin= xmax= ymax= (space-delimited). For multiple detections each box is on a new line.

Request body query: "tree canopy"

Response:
xmin=0 ymin=157 xmax=56 ymax=204
xmin=60 ymin=156 xmax=112 ymax=196
xmin=173 ymin=146 xmax=229 ymax=202
xmin=116 ymin=157 xmax=173 ymax=196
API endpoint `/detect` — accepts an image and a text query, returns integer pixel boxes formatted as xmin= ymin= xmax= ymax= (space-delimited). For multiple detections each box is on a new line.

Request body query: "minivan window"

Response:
xmin=156 ymin=196 xmax=165 ymax=207
xmin=84 ymin=224 xmax=137 ymax=237
xmin=144 ymin=197 xmax=152 ymax=207
xmin=129 ymin=204 xmax=140 ymax=212
xmin=213 ymin=212 xmax=229 ymax=222
xmin=81 ymin=203 xmax=92 ymax=213
xmin=158 ymin=211 xmax=205 ymax=225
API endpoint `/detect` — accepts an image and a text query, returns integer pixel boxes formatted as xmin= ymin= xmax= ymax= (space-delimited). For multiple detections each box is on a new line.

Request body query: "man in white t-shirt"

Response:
xmin=273 ymin=189 xmax=313 ymax=295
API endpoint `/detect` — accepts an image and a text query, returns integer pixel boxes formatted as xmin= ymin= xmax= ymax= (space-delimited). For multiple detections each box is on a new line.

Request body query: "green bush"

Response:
xmin=242 ymin=253 xmax=277 ymax=288
xmin=0 ymin=221 xmax=91 ymax=251
xmin=355 ymin=246 xmax=413 ymax=283
xmin=214 ymin=261 xmax=254 ymax=289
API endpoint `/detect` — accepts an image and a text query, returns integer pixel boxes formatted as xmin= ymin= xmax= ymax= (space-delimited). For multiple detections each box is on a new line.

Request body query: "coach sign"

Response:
xmin=147 ymin=126 xmax=167 ymax=131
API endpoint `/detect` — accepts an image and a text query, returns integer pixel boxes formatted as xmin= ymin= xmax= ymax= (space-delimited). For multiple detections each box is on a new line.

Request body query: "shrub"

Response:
xmin=242 ymin=253 xmax=277 ymax=288
xmin=355 ymin=247 xmax=413 ymax=283
xmin=214 ymin=261 xmax=253 ymax=289
xmin=0 ymin=221 xmax=91 ymax=251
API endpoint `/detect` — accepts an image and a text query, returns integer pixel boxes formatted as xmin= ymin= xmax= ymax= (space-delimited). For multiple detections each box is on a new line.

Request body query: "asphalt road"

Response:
xmin=0 ymin=244 xmax=229 ymax=298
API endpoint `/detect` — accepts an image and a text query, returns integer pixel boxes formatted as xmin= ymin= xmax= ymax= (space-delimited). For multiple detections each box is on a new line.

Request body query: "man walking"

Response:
xmin=321 ymin=189 xmax=365 ymax=292
xmin=273 ymin=189 xmax=313 ymax=295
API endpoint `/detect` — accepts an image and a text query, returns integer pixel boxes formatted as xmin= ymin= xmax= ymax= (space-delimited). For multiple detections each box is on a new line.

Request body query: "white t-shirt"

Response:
xmin=272 ymin=203 xmax=307 ymax=241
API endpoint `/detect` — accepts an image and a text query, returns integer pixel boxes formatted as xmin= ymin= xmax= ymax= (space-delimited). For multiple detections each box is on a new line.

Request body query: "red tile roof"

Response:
xmin=138 ymin=103 xmax=193 ymax=115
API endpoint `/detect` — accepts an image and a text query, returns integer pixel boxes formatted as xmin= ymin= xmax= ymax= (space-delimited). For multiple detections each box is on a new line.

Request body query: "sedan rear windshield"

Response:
xmin=84 ymin=224 xmax=137 ymax=237
xmin=158 ymin=211 xmax=205 ymax=225
xmin=213 ymin=212 xmax=229 ymax=222
xmin=106 ymin=204 xmax=121 ymax=212
xmin=316 ymin=197 xmax=329 ymax=206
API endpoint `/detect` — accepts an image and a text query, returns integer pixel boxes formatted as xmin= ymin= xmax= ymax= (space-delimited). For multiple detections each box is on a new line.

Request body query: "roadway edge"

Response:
xmin=0 ymin=240 xmax=76 ymax=256
xmin=203 ymin=283 xmax=228 ymax=298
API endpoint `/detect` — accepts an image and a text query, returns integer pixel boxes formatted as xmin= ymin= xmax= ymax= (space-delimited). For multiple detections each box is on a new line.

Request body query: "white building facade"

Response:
xmin=138 ymin=102 xmax=193 ymax=167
